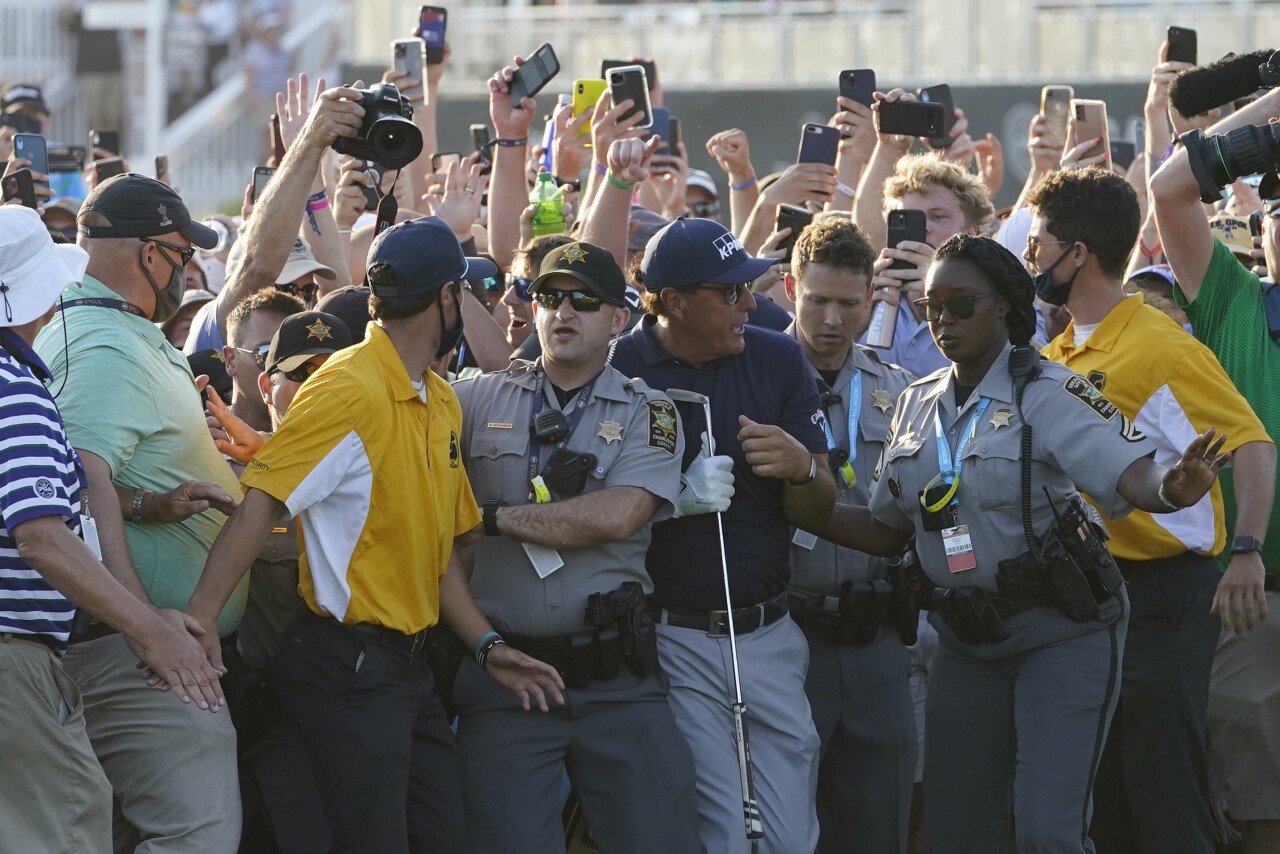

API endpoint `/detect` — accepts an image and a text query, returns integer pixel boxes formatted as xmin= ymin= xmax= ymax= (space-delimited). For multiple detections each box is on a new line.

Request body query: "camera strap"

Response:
xmin=527 ymin=362 xmax=597 ymax=503
xmin=373 ymin=170 xmax=400 ymax=236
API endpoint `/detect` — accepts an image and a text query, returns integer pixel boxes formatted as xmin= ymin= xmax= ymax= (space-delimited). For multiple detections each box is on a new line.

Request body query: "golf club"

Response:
xmin=665 ymin=387 xmax=764 ymax=841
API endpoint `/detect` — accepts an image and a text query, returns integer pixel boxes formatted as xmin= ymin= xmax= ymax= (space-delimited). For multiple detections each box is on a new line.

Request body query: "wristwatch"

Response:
xmin=483 ymin=500 xmax=505 ymax=537
xmin=1230 ymin=535 xmax=1264 ymax=556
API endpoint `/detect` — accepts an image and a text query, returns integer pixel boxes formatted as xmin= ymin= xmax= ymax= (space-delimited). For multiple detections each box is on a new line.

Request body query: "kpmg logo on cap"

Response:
xmin=713 ymin=232 xmax=743 ymax=261
xmin=157 ymin=204 xmax=172 ymax=227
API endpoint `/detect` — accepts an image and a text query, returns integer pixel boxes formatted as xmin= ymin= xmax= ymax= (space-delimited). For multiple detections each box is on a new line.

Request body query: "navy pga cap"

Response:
xmin=639 ymin=216 xmax=777 ymax=290
xmin=366 ymin=216 xmax=497 ymax=297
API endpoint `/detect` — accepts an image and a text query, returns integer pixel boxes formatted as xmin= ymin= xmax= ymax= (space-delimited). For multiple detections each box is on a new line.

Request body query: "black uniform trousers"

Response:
xmin=1090 ymin=553 xmax=1219 ymax=854
xmin=270 ymin=611 xmax=464 ymax=854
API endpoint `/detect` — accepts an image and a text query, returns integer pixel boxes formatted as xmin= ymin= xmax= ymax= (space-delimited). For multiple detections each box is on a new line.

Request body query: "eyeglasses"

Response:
xmin=231 ymin=343 xmax=271 ymax=368
xmin=533 ymin=288 xmax=606 ymax=312
xmin=690 ymin=281 xmax=754 ymax=306
xmin=280 ymin=360 xmax=324 ymax=383
xmin=505 ymin=274 xmax=533 ymax=301
xmin=912 ymin=292 xmax=999 ymax=320
xmin=1023 ymin=238 xmax=1070 ymax=272
xmin=139 ymin=237 xmax=196 ymax=267
xmin=482 ymin=276 xmax=502 ymax=292
xmin=689 ymin=201 xmax=720 ymax=218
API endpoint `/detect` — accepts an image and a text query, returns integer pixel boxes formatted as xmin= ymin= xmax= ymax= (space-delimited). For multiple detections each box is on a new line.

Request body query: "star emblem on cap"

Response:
xmin=562 ymin=244 xmax=589 ymax=264
xmin=211 ymin=350 xmax=225 ymax=363
xmin=306 ymin=320 xmax=333 ymax=342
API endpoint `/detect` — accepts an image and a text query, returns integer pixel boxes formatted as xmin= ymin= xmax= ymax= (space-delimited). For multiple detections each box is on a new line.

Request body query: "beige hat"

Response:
xmin=0 ymin=206 xmax=88 ymax=326
xmin=1208 ymin=215 xmax=1253 ymax=256
xmin=277 ymin=237 xmax=337 ymax=285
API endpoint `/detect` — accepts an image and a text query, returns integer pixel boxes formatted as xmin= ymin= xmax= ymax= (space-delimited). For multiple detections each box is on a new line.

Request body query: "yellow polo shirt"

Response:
xmin=1042 ymin=294 xmax=1269 ymax=560
xmin=242 ymin=324 xmax=481 ymax=633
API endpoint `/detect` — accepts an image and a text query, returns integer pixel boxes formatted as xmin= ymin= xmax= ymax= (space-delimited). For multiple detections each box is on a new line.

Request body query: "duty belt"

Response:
xmin=649 ymin=590 xmax=790 ymax=638
xmin=504 ymin=627 xmax=625 ymax=689
xmin=787 ymin=587 xmax=897 ymax=646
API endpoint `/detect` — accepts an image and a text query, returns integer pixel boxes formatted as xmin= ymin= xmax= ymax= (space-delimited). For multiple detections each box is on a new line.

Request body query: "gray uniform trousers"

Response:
xmin=454 ymin=658 xmax=700 ymax=854
xmin=657 ymin=614 xmax=821 ymax=854
xmin=924 ymin=596 xmax=1128 ymax=854
xmin=803 ymin=627 xmax=916 ymax=854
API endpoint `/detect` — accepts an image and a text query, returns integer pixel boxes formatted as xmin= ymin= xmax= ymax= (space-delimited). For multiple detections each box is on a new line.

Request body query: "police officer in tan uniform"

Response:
xmin=820 ymin=235 xmax=1231 ymax=854
xmin=781 ymin=218 xmax=917 ymax=853
xmin=450 ymin=242 xmax=702 ymax=854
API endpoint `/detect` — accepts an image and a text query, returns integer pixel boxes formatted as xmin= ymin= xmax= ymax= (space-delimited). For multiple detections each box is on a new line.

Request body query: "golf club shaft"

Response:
xmin=734 ymin=702 xmax=765 ymax=839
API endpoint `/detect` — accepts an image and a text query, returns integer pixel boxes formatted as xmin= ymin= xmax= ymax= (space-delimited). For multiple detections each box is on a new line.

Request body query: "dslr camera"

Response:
xmin=1182 ymin=125 xmax=1280 ymax=203
xmin=331 ymin=83 xmax=423 ymax=170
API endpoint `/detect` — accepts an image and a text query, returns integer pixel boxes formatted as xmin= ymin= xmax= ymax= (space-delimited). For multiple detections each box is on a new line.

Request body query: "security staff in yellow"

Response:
xmin=1030 ymin=168 xmax=1274 ymax=854
xmin=186 ymin=217 xmax=565 ymax=854
xmin=824 ymin=235 xmax=1231 ymax=854
xmin=450 ymin=242 xmax=701 ymax=853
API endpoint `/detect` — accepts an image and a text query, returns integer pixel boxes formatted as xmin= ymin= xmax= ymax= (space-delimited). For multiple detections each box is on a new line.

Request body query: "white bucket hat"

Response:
xmin=0 ymin=206 xmax=88 ymax=326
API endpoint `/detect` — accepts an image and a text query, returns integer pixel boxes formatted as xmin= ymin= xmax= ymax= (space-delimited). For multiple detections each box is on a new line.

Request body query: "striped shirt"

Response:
xmin=0 ymin=328 xmax=83 ymax=644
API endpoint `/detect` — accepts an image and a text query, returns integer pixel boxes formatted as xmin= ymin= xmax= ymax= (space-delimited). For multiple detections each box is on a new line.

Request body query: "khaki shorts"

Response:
xmin=1208 ymin=591 xmax=1280 ymax=820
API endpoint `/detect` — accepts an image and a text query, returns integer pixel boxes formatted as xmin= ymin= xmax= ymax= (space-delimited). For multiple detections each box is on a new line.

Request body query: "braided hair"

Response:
xmin=932 ymin=234 xmax=1037 ymax=346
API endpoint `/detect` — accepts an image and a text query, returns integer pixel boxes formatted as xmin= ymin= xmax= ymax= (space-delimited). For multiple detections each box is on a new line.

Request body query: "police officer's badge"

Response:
xmin=990 ymin=409 xmax=1012 ymax=429
xmin=871 ymin=388 xmax=894 ymax=413
xmin=306 ymin=320 xmax=333 ymax=342
xmin=598 ymin=420 xmax=623 ymax=444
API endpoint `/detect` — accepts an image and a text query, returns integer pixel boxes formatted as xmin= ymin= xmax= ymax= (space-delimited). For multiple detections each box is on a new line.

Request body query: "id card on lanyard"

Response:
xmin=72 ymin=456 xmax=102 ymax=560
xmin=820 ymin=372 xmax=860 ymax=490
xmin=920 ymin=398 xmax=989 ymax=572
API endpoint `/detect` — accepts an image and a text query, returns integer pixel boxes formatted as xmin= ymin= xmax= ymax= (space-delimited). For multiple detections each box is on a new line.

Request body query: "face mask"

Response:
xmin=1031 ymin=244 xmax=1080 ymax=307
xmin=436 ymin=286 xmax=464 ymax=359
xmin=139 ymin=245 xmax=186 ymax=323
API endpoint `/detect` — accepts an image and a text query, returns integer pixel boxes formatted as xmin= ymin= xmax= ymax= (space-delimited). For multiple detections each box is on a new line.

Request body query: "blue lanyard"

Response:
xmin=821 ymin=372 xmax=861 ymax=462
xmin=931 ymin=397 xmax=991 ymax=498
xmin=526 ymin=364 xmax=596 ymax=497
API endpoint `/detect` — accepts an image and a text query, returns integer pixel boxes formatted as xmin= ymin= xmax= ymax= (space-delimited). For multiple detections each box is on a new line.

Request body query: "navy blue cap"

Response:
xmin=366 ymin=216 xmax=497 ymax=297
xmin=639 ymin=216 xmax=778 ymax=290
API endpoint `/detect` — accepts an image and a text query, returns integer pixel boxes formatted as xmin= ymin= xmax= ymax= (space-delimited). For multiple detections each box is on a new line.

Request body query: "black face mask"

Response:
xmin=138 ymin=245 xmax=185 ymax=323
xmin=436 ymin=287 xmax=464 ymax=358
xmin=1031 ymin=244 xmax=1080 ymax=307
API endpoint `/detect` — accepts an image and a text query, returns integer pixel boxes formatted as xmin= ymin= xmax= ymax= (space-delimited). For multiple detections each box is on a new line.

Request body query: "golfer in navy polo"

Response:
xmin=612 ymin=217 xmax=836 ymax=854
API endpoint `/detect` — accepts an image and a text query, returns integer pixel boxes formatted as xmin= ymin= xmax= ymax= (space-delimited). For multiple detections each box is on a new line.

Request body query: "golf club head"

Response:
xmin=666 ymin=388 xmax=714 ymax=456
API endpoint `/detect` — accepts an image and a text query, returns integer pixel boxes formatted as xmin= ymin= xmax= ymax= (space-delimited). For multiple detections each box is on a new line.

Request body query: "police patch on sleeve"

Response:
xmin=646 ymin=400 xmax=677 ymax=456
xmin=1063 ymin=376 xmax=1118 ymax=421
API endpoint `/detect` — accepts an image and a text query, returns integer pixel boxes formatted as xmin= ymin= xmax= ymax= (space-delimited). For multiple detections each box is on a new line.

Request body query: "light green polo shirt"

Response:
xmin=34 ymin=275 xmax=246 ymax=635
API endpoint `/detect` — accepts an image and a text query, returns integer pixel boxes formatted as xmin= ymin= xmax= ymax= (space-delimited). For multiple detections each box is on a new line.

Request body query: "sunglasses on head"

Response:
xmin=690 ymin=281 xmax=754 ymax=306
xmin=533 ymin=288 xmax=606 ymax=312
xmin=139 ymin=237 xmax=196 ymax=267
xmin=912 ymin=292 xmax=999 ymax=321
xmin=280 ymin=360 xmax=323 ymax=384
xmin=505 ymin=274 xmax=533 ymax=301
xmin=231 ymin=343 xmax=272 ymax=369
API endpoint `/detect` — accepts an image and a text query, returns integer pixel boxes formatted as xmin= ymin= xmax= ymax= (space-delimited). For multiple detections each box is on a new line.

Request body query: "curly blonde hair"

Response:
xmin=884 ymin=154 xmax=994 ymax=233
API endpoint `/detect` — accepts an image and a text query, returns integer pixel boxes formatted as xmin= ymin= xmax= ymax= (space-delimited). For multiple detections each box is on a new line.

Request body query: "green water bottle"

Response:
xmin=530 ymin=172 xmax=566 ymax=237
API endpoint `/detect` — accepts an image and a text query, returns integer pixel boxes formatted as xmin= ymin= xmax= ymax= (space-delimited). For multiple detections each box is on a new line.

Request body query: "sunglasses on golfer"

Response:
xmin=912 ymin=292 xmax=999 ymax=321
xmin=533 ymin=288 xmax=606 ymax=312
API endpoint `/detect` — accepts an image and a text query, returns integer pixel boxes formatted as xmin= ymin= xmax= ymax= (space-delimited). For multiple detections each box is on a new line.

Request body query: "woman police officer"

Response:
xmin=816 ymin=234 xmax=1229 ymax=853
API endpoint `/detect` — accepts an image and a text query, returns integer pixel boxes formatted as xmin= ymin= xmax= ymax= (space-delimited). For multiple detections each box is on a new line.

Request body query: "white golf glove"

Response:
xmin=673 ymin=432 xmax=735 ymax=518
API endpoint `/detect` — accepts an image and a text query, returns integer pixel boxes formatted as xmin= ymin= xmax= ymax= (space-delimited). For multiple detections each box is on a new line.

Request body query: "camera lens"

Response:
xmin=368 ymin=116 xmax=423 ymax=170
xmin=1183 ymin=123 xmax=1280 ymax=203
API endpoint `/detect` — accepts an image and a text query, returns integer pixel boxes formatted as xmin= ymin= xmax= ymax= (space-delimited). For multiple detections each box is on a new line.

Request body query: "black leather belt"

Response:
xmin=69 ymin=620 xmax=119 ymax=644
xmin=649 ymin=591 xmax=789 ymax=638
xmin=1 ymin=631 xmax=66 ymax=656
xmin=318 ymin=612 xmax=430 ymax=655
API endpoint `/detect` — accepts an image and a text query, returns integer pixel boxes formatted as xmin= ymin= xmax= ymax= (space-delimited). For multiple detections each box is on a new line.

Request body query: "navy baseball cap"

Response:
xmin=639 ymin=216 xmax=777 ymax=290
xmin=78 ymin=174 xmax=219 ymax=249
xmin=366 ymin=216 xmax=497 ymax=297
